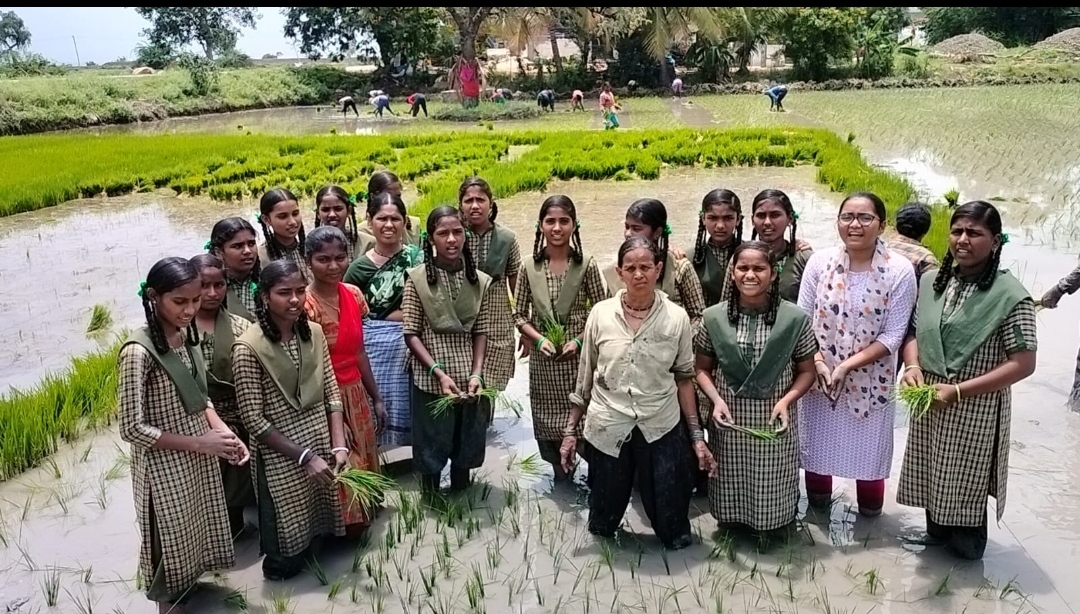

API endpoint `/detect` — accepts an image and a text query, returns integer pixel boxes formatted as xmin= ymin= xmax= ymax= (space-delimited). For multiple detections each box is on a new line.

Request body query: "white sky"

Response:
xmin=6 ymin=7 xmax=297 ymax=65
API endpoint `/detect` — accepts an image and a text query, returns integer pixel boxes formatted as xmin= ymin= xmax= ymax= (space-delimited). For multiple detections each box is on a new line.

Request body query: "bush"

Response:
xmin=0 ymin=52 xmax=66 ymax=78
xmin=134 ymin=42 xmax=174 ymax=70
xmin=216 ymin=50 xmax=253 ymax=69
xmin=176 ymin=52 xmax=219 ymax=96
xmin=432 ymin=101 xmax=543 ymax=122
xmin=898 ymin=53 xmax=931 ymax=78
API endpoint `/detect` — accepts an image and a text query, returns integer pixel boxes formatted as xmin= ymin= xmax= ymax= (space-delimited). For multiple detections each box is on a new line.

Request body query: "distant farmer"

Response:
xmin=571 ymin=89 xmax=585 ymax=112
xmin=627 ymin=80 xmax=639 ymax=94
xmin=370 ymin=93 xmax=396 ymax=117
xmin=890 ymin=202 xmax=941 ymax=286
xmin=407 ymin=92 xmax=428 ymax=117
xmin=763 ymin=84 xmax=788 ymax=112
xmin=339 ymin=95 xmax=359 ymax=117
xmin=537 ymin=88 xmax=556 ymax=112
xmin=1039 ymin=249 xmax=1080 ymax=411
xmin=599 ymin=82 xmax=621 ymax=129
xmin=490 ymin=88 xmax=513 ymax=104
xmin=672 ymin=77 xmax=684 ymax=98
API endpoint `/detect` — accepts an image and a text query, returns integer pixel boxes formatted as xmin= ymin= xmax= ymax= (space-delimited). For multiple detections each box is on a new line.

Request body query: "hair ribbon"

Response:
xmin=203 ymin=240 xmax=212 ymax=250
xmin=1000 ymin=232 xmax=1010 ymax=245
xmin=137 ymin=281 xmax=148 ymax=298
xmin=793 ymin=212 xmax=800 ymax=220
xmin=663 ymin=223 xmax=672 ymax=236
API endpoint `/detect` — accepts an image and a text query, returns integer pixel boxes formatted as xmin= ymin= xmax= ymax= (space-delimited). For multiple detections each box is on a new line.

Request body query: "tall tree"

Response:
xmin=723 ymin=8 xmax=789 ymax=74
xmin=133 ymin=7 xmax=260 ymax=60
xmin=283 ymin=7 xmax=441 ymax=69
xmin=636 ymin=8 xmax=730 ymax=83
xmin=444 ymin=7 xmax=497 ymax=61
xmin=0 ymin=11 xmax=31 ymax=53
xmin=776 ymin=7 xmax=859 ymax=81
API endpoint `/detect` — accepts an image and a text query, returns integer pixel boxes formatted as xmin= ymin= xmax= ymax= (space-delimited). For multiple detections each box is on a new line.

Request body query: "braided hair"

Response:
xmin=424 ymin=206 xmax=478 ymax=286
xmin=253 ymin=260 xmax=312 ymax=344
xmin=209 ymin=217 xmax=261 ymax=283
xmin=726 ymin=241 xmax=781 ymax=326
xmin=694 ymin=189 xmax=743 ymax=266
xmin=750 ymin=189 xmax=798 ymax=261
xmin=625 ymin=198 xmax=671 ymax=284
xmin=533 ymin=194 xmax=584 ymax=264
xmin=141 ymin=257 xmax=201 ymax=354
xmin=367 ymin=171 xmax=411 ymax=231
xmin=258 ymin=188 xmax=306 ymax=261
xmin=458 ymin=176 xmax=498 ymax=224
xmin=932 ymin=200 xmax=1004 ymax=293
xmin=314 ymin=184 xmax=357 ymax=244
xmin=189 ymin=253 xmax=228 ymax=310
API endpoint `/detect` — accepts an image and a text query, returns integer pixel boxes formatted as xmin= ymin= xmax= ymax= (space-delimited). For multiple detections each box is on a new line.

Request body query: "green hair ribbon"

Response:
xmin=348 ymin=193 xmax=357 ymax=204
xmin=203 ymin=240 xmax=212 ymax=250
xmin=663 ymin=223 xmax=672 ymax=236
xmin=420 ymin=230 xmax=428 ymax=242
xmin=1001 ymin=232 xmax=1010 ymax=245
xmin=137 ymin=281 xmax=148 ymax=298
xmin=533 ymin=221 xmax=539 ymax=229
xmin=793 ymin=211 xmax=800 ymax=220
xmin=576 ymin=221 xmax=581 ymax=229
xmin=249 ymin=282 xmax=258 ymax=297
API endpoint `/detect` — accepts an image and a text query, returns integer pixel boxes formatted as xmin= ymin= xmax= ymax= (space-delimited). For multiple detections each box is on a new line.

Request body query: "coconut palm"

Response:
xmin=636 ymin=8 xmax=730 ymax=83
xmin=723 ymin=8 xmax=789 ymax=75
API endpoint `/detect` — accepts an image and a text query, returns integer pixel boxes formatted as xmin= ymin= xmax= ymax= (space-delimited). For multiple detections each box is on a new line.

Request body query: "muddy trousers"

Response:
xmin=927 ymin=509 xmax=988 ymax=560
xmin=804 ymin=471 xmax=884 ymax=513
xmin=585 ymin=426 xmax=693 ymax=549
xmin=412 ymin=386 xmax=490 ymax=480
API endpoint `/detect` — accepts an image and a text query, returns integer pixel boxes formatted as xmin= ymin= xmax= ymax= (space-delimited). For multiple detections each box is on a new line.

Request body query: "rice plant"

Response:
xmin=86 ymin=304 xmax=114 ymax=335
xmin=104 ymin=456 xmax=129 ymax=481
xmin=897 ymin=384 xmax=939 ymax=421
xmin=539 ymin=316 xmax=568 ymax=350
xmin=335 ymin=468 xmax=398 ymax=514
xmin=269 ymin=589 xmax=294 ymax=614
xmin=223 ymin=588 xmax=248 ymax=610
xmin=306 ymin=557 xmax=328 ymax=586
xmin=65 ymin=587 xmax=97 ymax=614
xmin=41 ymin=566 xmax=61 ymax=606
xmin=506 ymin=452 xmax=545 ymax=477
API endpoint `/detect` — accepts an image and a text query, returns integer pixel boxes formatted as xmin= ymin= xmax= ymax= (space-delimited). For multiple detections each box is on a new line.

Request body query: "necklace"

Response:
xmin=373 ymin=245 xmax=401 ymax=260
xmin=621 ymin=295 xmax=655 ymax=314
xmin=313 ymin=290 xmax=339 ymax=314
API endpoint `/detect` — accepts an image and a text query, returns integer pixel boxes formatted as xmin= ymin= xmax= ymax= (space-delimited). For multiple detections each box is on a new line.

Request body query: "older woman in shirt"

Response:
xmin=560 ymin=236 xmax=716 ymax=549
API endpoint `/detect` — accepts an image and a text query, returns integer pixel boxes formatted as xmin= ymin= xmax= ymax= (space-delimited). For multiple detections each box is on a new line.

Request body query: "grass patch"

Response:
xmin=0 ymin=341 xmax=121 ymax=480
xmin=432 ymin=101 xmax=543 ymax=122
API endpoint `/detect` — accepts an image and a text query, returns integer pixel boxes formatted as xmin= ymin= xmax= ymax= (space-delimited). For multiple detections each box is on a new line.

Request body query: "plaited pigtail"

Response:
xmin=932 ymin=251 xmax=954 ymax=293
xmin=764 ymin=274 xmax=781 ymax=326
xmin=726 ymin=282 xmax=741 ymax=324
xmin=692 ymin=216 xmax=707 ymax=266
xmin=258 ymin=218 xmax=282 ymax=261
xmin=254 ymin=292 xmax=282 ymax=343
xmin=978 ymin=244 xmax=1001 ymax=291
xmin=532 ymin=227 xmax=545 ymax=263
xmin=347 ymin=207 xmax=359 ymax=243
xmin=787 ymin=218 xmax=798 ymax=259
xmin=570 ymin=227 xmax=584 ymax=264
xmin=296 ymin=224 xmax=307 ymax=258
xmin=656 ymin=231 xmax=670 ymax=284
xmin=296 ymin=310 xmax=313 ymax=342
xmin=463 ymin=241 xmax=479 ymax=284
xmin=733 ymin=216 xmax=744 ymax=250
xmin=424 ymin=240 xmax=438 ymax=285
xmin=751 ymin=227 xmax=758 ymax=241
xmin=142 ymin=294 xmax=170 ymax=354
xmin=250 ymin=255 xmax=262 ymax=284
xmin=489 ymin=200 xmax=499 ymax=223
xmin=185 ymin=323 xmax=200 ymax=347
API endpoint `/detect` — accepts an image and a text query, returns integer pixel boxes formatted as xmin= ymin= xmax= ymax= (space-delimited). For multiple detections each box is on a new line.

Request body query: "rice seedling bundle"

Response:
xmin=335 ymin=468 xmax=398 ymax=512
xmin=540 ymin=316 xmax=568 ymax=351
xmin=743 ymin=427 xmax=780 ymax=441
xmin=897 ymin=384 xmax=939 ymax=422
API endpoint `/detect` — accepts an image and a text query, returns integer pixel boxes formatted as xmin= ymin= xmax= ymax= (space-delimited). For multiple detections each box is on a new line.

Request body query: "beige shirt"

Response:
xmin=570 ymin=289 xmax=695 ymax=458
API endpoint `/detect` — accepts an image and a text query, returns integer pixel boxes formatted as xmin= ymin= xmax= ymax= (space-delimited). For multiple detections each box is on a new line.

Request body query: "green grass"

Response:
xmin=432 ymin=101 xmax=544 ymax=122
xmin=0 ymin=126 xmax=938 ymax=250
xmin=0 ymin=341 xmax=121 ymax=480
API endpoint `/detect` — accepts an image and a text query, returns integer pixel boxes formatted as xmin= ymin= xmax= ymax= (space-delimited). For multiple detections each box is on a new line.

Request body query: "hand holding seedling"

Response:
xmin=902 ymin=365 xmax=924 ymax=387
xmin=1040 ymin=286 xmax=1063 ymax=309
xmin=930 ymin=383 xmax=958 ymax=410
xmin=467 ymin=377 xmax=483 ymax=397
xmin=333 ymin=449 xmax=349 ymax=473
xmin=769 ymin=402 xmax=790 ymax=433
xmin=198 ymin=428 xmax=241 ymax=460
xmin=304 ymin=454 xmax=335 ymax=486
xmin=537 ymin=338 xmax=558 ymax=358
xmin=693 ymin=441 xmax=717 ymax=477
xmin=557 ymin=340 xmax=579 ymax=362
xmin=711 ymin=397 xmax=733 ymax=425
xmin=373 ymin=401 xmax=389 ymax=435
xmin=438 ymin=374 xmax=463 ymax=397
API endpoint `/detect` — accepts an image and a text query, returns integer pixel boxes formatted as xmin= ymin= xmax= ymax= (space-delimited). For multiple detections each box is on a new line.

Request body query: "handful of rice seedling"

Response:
xmin=540 ymin=316 xmax=567 ymax=351
xmin=428 ymin=387 xmax=508 ymax=418
xmin=743 ymin=427 xmax=780 ymax=441
xmin=335 ymin=468 xmax=398 ymax=512
xmin=897 ymin=384 xmax=939 ymax=422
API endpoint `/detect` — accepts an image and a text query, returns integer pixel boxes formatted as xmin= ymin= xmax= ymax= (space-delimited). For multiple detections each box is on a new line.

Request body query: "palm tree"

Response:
xmin=637 ymin=8 xmax=730 ymax=83
xmin=723 ymin=8 xmax=789 ymax=75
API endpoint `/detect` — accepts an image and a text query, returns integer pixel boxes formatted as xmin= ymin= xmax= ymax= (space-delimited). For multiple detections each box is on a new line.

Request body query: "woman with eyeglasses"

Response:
xmin=796 ymin=192 xmax=917 ymax=518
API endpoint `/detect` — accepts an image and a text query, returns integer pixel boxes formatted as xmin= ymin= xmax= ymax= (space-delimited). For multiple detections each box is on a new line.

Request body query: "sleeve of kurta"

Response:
xmin=796 ymin=252 xmax=823 ymax=314
xmin=584 ymin=259 xmax=611 ymax=305
xmin=512 ymin=266 xmax=533 ymax=329
xmin=472 ymin=281 xmax=500 ymax=337
xmin=506 ymin=240 xmax=523 ymax=278
xmin=1001 ymin=299 xmax=1039 ymax=354
xmin=1056 ymin=256 xmax=1080 ymax=295
xmin=793 ymin=317 xmax=820 ymax=362
xmin=694 ymin=321 xmax=716 ymax=357
xmin=671 ymin=312 xmax=695 ymax=380
xmin=232 ymin=343 xmax=274 ymax=438
xmin=401 ymin=279 xmax=424 ymax=336
xmin=117 ymin=344 xmax=163 ymax=449
xmin=675 ymin=259 xmax=706 ymax=330
xmin=877 ymin=264 xmax=918 ymax=354
xmin=320 ymin=339 xmax=344 ymax=413
xmin=569 ymin=311 xmax=599 ymax=408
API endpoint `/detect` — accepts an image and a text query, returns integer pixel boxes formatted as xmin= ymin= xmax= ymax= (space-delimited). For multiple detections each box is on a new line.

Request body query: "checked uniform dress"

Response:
xmin=898 ymin=275 xmax=1038 ymax=527
xmin=232 ymin=324 xmax=345 ymax=563
xmin=467 ymin=224 xmax=523 ymax=392
xmin=118 ymin=343 xmax=233 ymax=602
xmin=696 ymin=302 xmax=819 ymax=531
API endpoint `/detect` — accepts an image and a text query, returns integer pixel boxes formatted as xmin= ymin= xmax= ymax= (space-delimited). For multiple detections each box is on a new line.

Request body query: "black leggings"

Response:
xmin=342 ymin=100 xmax=359 ymax=116
xmin=410 ymin=97 xmax=428 ymax=117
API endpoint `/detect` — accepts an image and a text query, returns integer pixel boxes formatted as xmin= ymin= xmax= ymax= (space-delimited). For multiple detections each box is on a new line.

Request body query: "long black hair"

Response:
xmin=314 ymin=184 xmax=358 ymax=243
xmin=367 ymin=171 xmax=412 ymax=231
xmin=423 ymin=206 xmax=478 ymax=286
xmin=533 ymin=194 xmax=584 ymax=264
xmin=933 ymin=200 xmax=1003 ymax=293
xmin=726 ymin=241 xmax=781 ymax=326
xmin=258 ymin=188 xmax=305 ymax=261
xmin=209 ymin=217 xmax=261 ymax=282
xmin=750 ymin=189 xmax=798 ymax=260
xmin=142 ymin=257 xmax=201 ymax=353
xmin=625 ymin=198 xmax=671 ymax=283
xmin=190 ymin=253 xmax=228 ymax=310
xmin=617 ymin=234 xmax=661 ymax=267
xmin=458 ymin=176 xmax=498 ymax=224
xmin=694 ymin=189 xmax=743 ymax=266
xmin=254 ymin=260 xmax=312 ymax=343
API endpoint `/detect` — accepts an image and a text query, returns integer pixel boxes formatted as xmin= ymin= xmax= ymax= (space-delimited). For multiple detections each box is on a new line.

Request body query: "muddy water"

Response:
xmin=2 ymin=168 xmax=1080 ymax=612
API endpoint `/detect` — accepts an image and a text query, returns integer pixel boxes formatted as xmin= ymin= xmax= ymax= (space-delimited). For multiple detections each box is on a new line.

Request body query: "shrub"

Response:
xmin=431 ymin=101 xmax=543 ymax=122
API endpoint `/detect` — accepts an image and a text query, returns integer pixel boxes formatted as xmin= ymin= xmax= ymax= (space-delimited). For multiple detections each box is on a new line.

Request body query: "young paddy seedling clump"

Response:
xmin=335 ymin=468 xmax=398 ymax=514
xmin=223 ymin=588 xmax=248 ymax=610
xmin=85 ymin=304 xmax=114 ymax=336
xmin=898 ymin=384 xmax=939 ymax=422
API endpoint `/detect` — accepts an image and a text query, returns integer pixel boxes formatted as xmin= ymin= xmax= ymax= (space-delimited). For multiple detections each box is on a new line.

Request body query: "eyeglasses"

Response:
xmin=838 ymin=213 xmax=879 ymax=226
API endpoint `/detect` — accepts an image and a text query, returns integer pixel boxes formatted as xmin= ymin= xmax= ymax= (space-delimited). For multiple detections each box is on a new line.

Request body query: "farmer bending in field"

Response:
xmin=339 ymin=95 xmax=359 ymax=117
xmin=763 ymin=84 xmax=788 ymax=112
xmin=672 ymin=77 xmax=684 ymax=98
xmin=537 ymin=88 xmax=556 ymax=112
xmin=370 ymin=93 xmax=396 ymax=118
xmin=571 ymin=89 xmax=585 ymax=112
xmin=1039 ymin=246 xmax=1080 ymax=412
xmin=407 ymin=93 xmax=428 ymax=117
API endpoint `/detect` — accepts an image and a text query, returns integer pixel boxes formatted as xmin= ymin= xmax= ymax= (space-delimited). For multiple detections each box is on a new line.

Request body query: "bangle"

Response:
xmin=904 ymin=365 xmax=922 ymax=373
xmin=573 ymin=337 xmax=582 ymax=350
xmin=562 ymin=427 xmax=577 ymax=438
xmin=468 ymin=374 xmax=484 ymax=385
xmin=298 ymin=448 xmax=312 ymax=466
xmin=535 ymin=337 xmax=548 ymax=350
xmin=814 ymin=358 xmax=825 ymax=364
xmin=330 ymin=447 xmax=349 ymax=454
xmin=954 ymin=383 xmax=962 ymax=403
xmin=690 ymin=430 xmax=706 ymax=442
xmin=428 ymin=361 xmax=444 ymax=377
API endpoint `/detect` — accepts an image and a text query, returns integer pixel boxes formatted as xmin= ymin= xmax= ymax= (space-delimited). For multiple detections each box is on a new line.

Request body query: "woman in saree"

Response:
xmin=897 ymin=201 xmax=1037 ymax=561
xmin=355 ymin=171 xmax=422 ymax=253
xmin=344 ymin=191 xmax=423 ymax=446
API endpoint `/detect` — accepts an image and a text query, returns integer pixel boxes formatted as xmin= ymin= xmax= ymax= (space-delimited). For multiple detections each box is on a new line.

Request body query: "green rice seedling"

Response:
xmin=223 ymin=588 xmax=249 ymax=610
xmin=507 ymin=452 xmax=544 ymax=478
xmin=862 ymin=567 xmax=883 ymax=596
xmin=86 ymin=304 xmax=114 ymax=335
xmin=323 ymin=577 xmax=340 ymax=602
xmin=91 ymin=476 xmax=109 ymax=510
xmin=15 ymin=541 xmax=36 ymax=572
xmin=419 ymin=564 xmax=436 ymax=597
xmin=350 ymin=582 xmax=359 ymax=603
xmin=66 ymin=587 xmax=97 ymax=614
xmin=933 ymin=571 xmax=951 ymax=596
xmin=306 ymin=557 xmax=328 ymax=586
xmin=104 ymin=457 xmax=128 ymax=481
xmin=41 ymin=566 xmax=61 ymax=606
xmin=270 ymin=589 xmax=294 ymax=614
xmin=335 ymin=468 xmax=398 ymax=513
xmin=539 ymin=316 xmax=568 ymax=351
xmin=1000 ymin=576 xmax=1026 ymax=601
xmin=897 ymin=384 xmax=938 ymax=422
xmin=973 ymin=578 xmax=996 ymax=599
xmin=45 ymin=457 xmax=61 ymax=479
xmin=79 ymin=445 xmax=93 ymax=463
xmin=82 ymin=565 xmax=93 ymax=583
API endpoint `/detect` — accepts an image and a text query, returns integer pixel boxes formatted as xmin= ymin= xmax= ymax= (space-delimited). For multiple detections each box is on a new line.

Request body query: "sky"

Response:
xmin=6 ymin=7 xmax=297 ymax=65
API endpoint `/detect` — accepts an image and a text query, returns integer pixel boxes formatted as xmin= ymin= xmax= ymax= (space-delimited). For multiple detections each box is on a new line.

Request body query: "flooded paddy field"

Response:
xmin=2 ymin=168 xmax=1080 ymax=612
